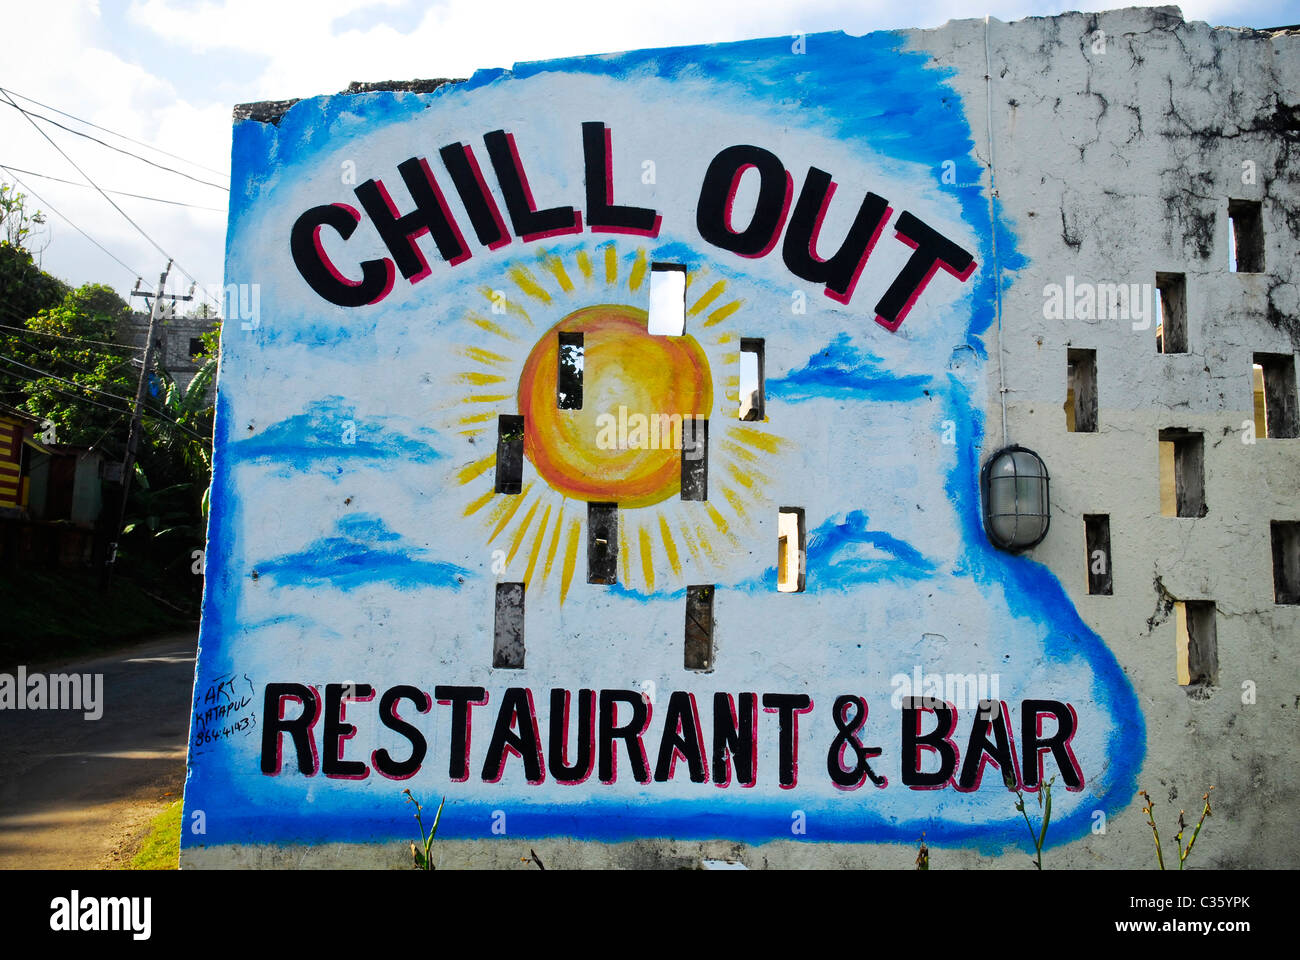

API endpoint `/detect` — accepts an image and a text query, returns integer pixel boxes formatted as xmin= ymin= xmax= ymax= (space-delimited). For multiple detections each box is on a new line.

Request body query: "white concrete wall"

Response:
xmin=910 ymin=6 xmax=1300 ymax=869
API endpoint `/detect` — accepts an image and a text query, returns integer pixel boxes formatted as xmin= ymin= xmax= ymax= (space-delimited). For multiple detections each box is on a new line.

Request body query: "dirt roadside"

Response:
xmin=0 ymin=632 xmax=197 ymax=869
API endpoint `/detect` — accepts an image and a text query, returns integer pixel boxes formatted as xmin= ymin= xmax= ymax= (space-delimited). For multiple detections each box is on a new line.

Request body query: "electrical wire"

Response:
xmin=0 ymin=320 xmax=145 ymax=355
xmin=0 ymin=96 xmax=229 ymax=191
xmin=0 ymin=90 xmax=223 ymax=311
xmin=0 ymin=163 xmax=225 ymax=212
xmin=0 ymin=329 xmax=141 ymax=380
xmin=0 ymin=85 xmax=230 ymax=178
xmin=0 ymin=167 xmax=141 ymax=281
xmin=0 ymin=358 xmax=213 ymax=445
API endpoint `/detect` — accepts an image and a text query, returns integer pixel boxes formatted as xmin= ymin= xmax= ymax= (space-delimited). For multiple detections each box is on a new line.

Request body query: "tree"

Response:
xmin=0 ymin=283 xmax=138 ymax=450
xmin=0 ymin=181 xmax=67 ymax=334
xmin=0 ymin=180 xmax=46 ymax=247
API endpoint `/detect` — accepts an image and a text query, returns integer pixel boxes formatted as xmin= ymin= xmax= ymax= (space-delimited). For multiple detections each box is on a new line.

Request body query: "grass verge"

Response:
xmin=127 ymin=800 xmax=182 ymax=870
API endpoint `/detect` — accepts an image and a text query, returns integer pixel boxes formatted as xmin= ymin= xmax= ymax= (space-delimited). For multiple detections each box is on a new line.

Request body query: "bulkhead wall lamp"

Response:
xmin=981 ymin=445 xmax=1050 ymax=552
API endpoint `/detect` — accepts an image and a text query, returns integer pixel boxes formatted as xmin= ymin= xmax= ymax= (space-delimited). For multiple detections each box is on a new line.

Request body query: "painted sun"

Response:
xmin=443 ymin=242 xmax=787 ymax=604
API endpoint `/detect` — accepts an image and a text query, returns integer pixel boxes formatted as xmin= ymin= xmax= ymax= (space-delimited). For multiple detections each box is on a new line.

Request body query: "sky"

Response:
xmin=1 ymin=0 xmax=1295 ymax=312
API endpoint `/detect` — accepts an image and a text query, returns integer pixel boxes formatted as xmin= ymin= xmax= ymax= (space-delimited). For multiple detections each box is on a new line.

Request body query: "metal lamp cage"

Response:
xmin=980 ymin=444 xmax=1051 ymax=552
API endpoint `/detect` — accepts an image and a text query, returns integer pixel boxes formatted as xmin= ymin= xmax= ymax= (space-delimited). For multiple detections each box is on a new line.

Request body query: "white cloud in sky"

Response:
xmin=0 ymin=0 xmax=1291 ymax=306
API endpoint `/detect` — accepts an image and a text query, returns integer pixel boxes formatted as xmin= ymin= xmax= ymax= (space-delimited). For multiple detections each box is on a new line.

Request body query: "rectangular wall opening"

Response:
xmin=1175 ymin=599 xmax=1217 ymax=688
xmin=494 ymin=414 xmax=524 ymax=495
xmin=557 ymin=331 xmax=584 ymax=410
xmin=1253 ymin=352 xmax=1299 ymax=438
xmin=1253 ymin=362 xmax=1268 ymax=438
xmin=1158 ymin=429 xmax=1206 ymax=518
xmin=1155 ymin=272 xmax=1188 ymax=354
xmin=493 ymin=582 xmax=525 ymax=669
xmin=739 ymin=338 xmax=765 ymax=421
xmin=1272 ymin=521 xmax=1300 ymax=605
xmin=681 ymin=417 xmax=708 ymax=501
xmin=647 ymin=262 xmax=687 ymax=336
xmin=1066 ymin=348 xmax=1098 ymax=433
xmin=1084 ymin=514 xmax=1112 ymax=595
xmin=1228 ymin=198 xmax=1265 ymax=273
xmin=587 ymin=501 xmax=618 ymax=584
xmin=684 ymin=584 xmax=715 ymax=671
xmin=777 ymin=507 xmax=806 ymax=593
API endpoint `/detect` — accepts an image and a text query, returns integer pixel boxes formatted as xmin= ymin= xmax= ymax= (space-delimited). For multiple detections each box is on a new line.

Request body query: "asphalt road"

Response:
xmin=0 ymin=632 xmax=197 ymax=869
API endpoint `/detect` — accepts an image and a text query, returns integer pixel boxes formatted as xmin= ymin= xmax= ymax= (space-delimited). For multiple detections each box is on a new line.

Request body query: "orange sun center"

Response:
xmin=517 ymin=305 xmax=714 ymax=508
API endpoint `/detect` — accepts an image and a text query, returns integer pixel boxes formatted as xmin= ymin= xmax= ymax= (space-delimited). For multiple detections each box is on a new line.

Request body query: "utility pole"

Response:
xmin=102 ymin=260 xmax=191 ymax=587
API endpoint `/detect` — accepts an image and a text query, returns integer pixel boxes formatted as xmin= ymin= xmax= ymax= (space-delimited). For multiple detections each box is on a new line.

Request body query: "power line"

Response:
xmin=0 ymin=96 xmax=229 ymax=191
xmin=0 ymin=85 xmax=230 ymax=178
xmin=0 ymin=371 xmax=135 ymax=419
xmin=0 ymin=168 xmax=142 ymax=281
xmin=0 ymin=354 xmax=213 ymax=445
xmin=0 ymin=320 xmax=145 ymax=355
xmin=0 ymin=353 xmax=142 ymax=407
xmin=0 ymin=328 xmax=141 ymax=380
xmin=0 ymin=90 xmax=222 ymax=311
xmin=0 ymin=163 xmax=225 ymax=212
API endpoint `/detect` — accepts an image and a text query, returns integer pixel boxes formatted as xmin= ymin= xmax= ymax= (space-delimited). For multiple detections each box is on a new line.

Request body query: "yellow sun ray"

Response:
xmin=506 ymin=266 xmax=551 ymax=305
xmin=543 ymin=504 xmax=566 ymax=583
xmin=628 ymin=248 xmax=648 ymax=291
xmin=541 ymin=251 xmax=575 ymax=293
xmin=721 ymin=352 xmax=739 ymax=364
xmin=463 ymin=393 xmax=512 ymax=404
xmin=459 ymin=427 xmax=489 ymax=438
xmin=658 ymin=515 xmax=682 ymax=578
xmin=523 ymin=503 xmax=552 ymax=586
xmin=458 ymin=345 xmax=511 ymax=366
xmin=560 ymin=519 xmax=581 ymax=606
xmin=732 ymin=425 xmax=786 ymax=454
xmin=454 ymin=371 xmax=507 ymax=386
xmin=683 ymin=265 xmax=709 ymax=291
xmin=693 ymin=521 xmax=720 ymax=562
xmin=604 ymin=244 xmax=618 ymax=285
xmin=689 ymin=280 xmax=726 ymax=316
xmin=466 ymin=313 xmax=520 ymax=342
xmin=457 ymin=410 xmax=499 ymax=426
xmin=455 ymin=452 xmax=496 ymax=485
xmin=721 ymin=485 xmax=750 ymax=521
xmin=463 ymin=487 xmax=495 ymax=517
xmin=713 ymin=331 xmax=737 ymax=345
xmin=677 ymin=519 xmax=704 ymax=567
xmin=576 ymin=250 xmax=593 ymax=284
xmin=506 ymin=498 xmax=542 ymax=565
xmin=705 ymin=502 xmax=738 ymax=545
xmin=638 ymin=526 xmax=656 ymax=593
xmin=477 ymin=287 xmax=533 ymax=326
xmin=486 ymin=484 xmax=535 ymax=543
xmin=702 ymin=298 xmax=744 ymax=327
xmin=720 ymin=438 xmax=762 ymax=463
xmin=726 ymin=458 xmax=771 ymax=492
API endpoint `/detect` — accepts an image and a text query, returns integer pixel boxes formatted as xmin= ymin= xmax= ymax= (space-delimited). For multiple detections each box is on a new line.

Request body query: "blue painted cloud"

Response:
xmin=225 ymin=396 xmax=444 ymax=476
xmin=732 ymin=509 xmax=936 ymax=592
xmin=767 ymin=333 xmax=932 ymax=403
xmin=255 ymin=513 xmax=471 ymax=591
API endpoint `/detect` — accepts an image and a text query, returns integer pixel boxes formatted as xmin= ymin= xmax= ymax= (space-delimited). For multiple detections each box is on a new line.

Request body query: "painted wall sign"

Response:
xmin=185 ymin=30 xmax=1144 ymax=852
